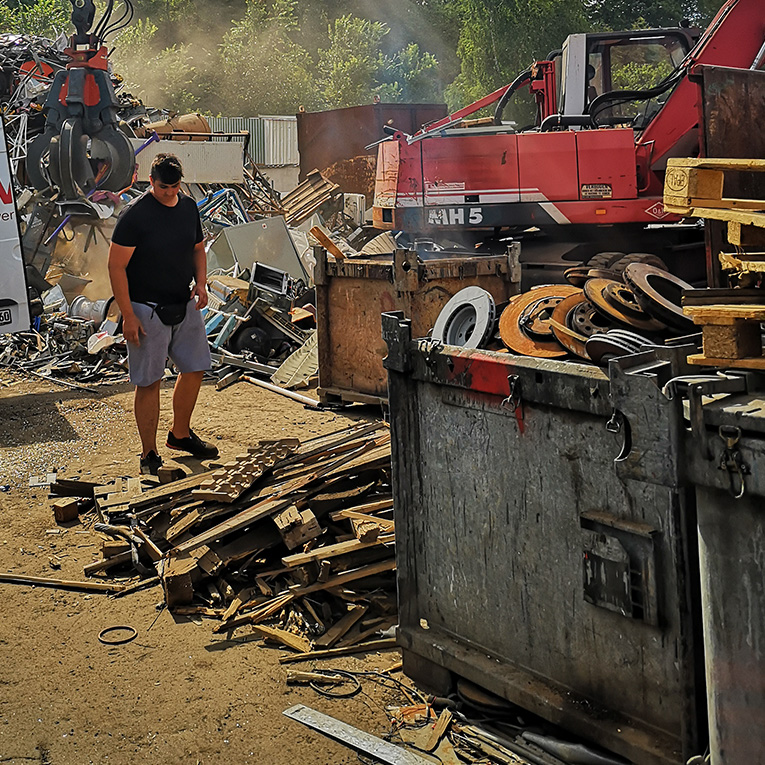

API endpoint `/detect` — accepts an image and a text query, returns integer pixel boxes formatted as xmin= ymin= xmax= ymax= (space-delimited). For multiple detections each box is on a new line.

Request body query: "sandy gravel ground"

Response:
xmin=0 ymin=373 xmax=403 ymax=765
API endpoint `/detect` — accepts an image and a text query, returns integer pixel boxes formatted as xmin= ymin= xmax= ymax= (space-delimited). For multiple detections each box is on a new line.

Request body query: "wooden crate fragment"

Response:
xmin=683 ymin=303 xmax=765 ymax=369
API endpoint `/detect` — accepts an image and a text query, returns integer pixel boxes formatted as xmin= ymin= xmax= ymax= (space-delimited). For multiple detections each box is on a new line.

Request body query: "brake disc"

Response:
xmin=567 ymin=298 xmax=613 ymax=338
xmin=584 ymin=278 xmax=666 ymax=332
xmin=550 ymin=292 xmax=590 ymax=359
xmin=498 ymin=284 xmax=579 ymax=357
xmin=432 ymin=286 xmax=496 ymax=349
xmin=623 ymin=263 xmax=696 ymax=332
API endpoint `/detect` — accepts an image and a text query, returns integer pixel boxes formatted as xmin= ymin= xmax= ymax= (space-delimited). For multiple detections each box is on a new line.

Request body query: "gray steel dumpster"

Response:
xmin=684 ymin=394 xmax=765 ymax=764
xmin=382 ymin=312 xmax=706 ymax=765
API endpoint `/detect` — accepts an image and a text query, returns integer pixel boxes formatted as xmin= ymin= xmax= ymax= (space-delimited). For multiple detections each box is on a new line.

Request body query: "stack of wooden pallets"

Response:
xmin=665 ymin=157 xmax=765 ymax=369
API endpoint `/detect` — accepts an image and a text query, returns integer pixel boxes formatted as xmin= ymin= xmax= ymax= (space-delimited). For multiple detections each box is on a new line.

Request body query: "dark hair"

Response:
xmin=150 ymin=153 xmax=183 ymax=184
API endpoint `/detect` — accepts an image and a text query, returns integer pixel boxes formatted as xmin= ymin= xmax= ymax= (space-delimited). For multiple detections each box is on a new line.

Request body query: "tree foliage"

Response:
xmin=0 ymin=0 xmax=69 ymax=37
xmin=0 ymin=0 xmax=733 ymax=117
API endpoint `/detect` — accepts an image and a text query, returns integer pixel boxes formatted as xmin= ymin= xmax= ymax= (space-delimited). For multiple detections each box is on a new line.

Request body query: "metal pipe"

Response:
xmin=241 ymin=375 xmax=320 ymax=408
xmin=751 ymin=39 xmax=765 ymax=69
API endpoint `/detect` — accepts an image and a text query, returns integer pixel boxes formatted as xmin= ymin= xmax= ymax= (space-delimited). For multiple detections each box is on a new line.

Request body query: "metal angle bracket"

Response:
xmin=283 ymin=704 xmax=434 ymax=765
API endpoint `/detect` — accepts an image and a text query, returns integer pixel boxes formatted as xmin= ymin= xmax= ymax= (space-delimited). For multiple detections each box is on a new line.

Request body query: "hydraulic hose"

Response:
xmin=493 ymin=68 xmax=533 ymax=125
xmin=588 ymin=67 xmax=686 ymax=126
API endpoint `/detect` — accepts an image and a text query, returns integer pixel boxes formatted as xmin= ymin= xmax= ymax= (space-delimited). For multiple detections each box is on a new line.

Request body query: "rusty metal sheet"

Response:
xmin=296 ymin=103 xmax=446 ymax=183
xmin=701 ymin=65 xmax=765 ymax=285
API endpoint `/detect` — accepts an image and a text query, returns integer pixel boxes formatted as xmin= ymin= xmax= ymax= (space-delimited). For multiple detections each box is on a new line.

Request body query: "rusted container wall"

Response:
xmin=314 ymin=247 xmax=519 ymax=405
xmin=382 ymin=315 xmax=705 ymax=765
xmin=296 ymin=103 xmax=447 ymax=182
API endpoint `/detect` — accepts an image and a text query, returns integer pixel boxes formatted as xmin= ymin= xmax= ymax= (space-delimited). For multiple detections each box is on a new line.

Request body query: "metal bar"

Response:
xmin=242 ymin=375 xmax=320 ymax=408
xmin=283 ymin=704 xmax=432 ymax=765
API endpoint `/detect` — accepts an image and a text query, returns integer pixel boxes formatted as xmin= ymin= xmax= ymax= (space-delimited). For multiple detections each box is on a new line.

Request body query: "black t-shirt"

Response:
xmin=112 ymin=191 xmax=204 ymax=304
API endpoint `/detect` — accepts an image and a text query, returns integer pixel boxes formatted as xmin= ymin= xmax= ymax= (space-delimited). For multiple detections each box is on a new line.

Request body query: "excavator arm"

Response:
xmin=634 ymin=0 xmax=765 ymax=194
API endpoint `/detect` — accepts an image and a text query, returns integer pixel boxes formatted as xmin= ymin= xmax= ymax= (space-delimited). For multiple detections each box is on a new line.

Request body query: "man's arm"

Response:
xmin=108 ymin=242 xmax=144 ymax=345
xmin=190 ymin=240 xmax=208 ymax=310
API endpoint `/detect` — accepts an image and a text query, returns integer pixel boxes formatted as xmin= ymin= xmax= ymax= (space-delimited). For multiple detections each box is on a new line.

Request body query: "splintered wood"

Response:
xmin=66 ymin=422 xmax=397 ymax=662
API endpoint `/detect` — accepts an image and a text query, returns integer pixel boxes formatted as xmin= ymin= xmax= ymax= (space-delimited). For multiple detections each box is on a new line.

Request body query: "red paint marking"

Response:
xmin=0 ymin=182 xmax=13 ymax=205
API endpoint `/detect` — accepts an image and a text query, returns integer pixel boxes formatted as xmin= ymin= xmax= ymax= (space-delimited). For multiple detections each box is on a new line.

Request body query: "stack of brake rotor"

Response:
xmin=430 ymin=252 xmax=698 ymax=367
xmin=500 ymin=252 xmax=696 ymax=364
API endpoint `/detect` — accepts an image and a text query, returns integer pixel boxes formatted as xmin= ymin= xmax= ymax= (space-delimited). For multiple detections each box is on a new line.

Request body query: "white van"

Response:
xmin=0 ymin=115 xmax=29 ymax=333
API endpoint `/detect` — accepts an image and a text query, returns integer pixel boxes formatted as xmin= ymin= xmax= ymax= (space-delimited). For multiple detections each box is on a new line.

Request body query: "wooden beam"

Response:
xmin=278 ymin=638 xmax=398 ymax=664
xmin=0 ymin=573 xmax=124 ymax=593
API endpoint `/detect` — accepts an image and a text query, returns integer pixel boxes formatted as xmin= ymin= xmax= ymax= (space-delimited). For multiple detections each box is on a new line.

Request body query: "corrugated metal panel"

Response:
xmin=207 ymin=116 xmax=265 ymax=164
xmin=261 ymin=115 xmax=298 ymax=167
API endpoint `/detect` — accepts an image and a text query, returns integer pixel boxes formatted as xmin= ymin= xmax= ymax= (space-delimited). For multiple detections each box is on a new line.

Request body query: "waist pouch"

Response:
xmin=140 ymin=301 xmax=187 ymax=326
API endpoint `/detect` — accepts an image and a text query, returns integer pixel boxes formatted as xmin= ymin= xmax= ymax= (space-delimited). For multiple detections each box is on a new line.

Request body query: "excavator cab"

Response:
xmin=556 ymin=29 xmax=698 ymax=127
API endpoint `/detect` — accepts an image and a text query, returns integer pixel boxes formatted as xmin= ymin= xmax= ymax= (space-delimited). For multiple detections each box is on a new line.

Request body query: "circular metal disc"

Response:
xmin=499 ymin=284 xmax=578 ymax=357
xmin=432 ymin=286 xmax=496 ymax=349
xmin=623 ymin=264 xmax=696 ymax=331
xmin=550 ymin=292 xmax=590 ymax=359
xmin=564 ymin=266 xmax=591 ymax=288
xmin=568 ymin=299 xmax=614 ymax=337
xmin=584 ymin=278 xmax=666 ymax=332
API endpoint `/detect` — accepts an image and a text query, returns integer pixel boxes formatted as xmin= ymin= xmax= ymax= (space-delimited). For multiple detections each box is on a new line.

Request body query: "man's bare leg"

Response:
xmin=134 ymin=380 xmax=161 ymax=456
xmin=169 ymin=370 xmax=204 ymax=439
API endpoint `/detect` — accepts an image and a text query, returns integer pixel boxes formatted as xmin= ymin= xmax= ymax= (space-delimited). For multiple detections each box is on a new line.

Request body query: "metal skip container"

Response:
xmin=684 ymin=393 xmax=765 ymax=764
xmin=382 ymin=312 xmax=706 ymax=765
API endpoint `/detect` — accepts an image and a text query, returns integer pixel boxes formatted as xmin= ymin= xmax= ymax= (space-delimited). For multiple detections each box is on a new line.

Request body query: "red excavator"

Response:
xmin=372 ymin=0 xmax=765 ymax=285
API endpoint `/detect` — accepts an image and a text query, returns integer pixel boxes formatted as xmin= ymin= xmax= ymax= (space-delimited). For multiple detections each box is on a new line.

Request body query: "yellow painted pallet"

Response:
xmin=664 ymin=158 xmax=765 ymax=250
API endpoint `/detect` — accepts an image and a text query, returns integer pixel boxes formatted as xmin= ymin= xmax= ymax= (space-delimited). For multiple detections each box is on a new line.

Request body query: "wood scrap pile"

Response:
xmin=52 ymin=422 xmax=397 ymax=657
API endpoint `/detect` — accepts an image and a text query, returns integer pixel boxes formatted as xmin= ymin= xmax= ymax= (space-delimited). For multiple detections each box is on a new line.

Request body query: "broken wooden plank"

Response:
xmin=279 ymin=638 xmax=398 ymax=664
xmin=281 ymin=535 xmax=393 ymax=568
xmin=0 ymin=572 xmax=124 ymax=593
xmin=252 ymin=625 xmax=311 ymax=653
xmin=314 ymin=605 xmax=367 ymax=649
xmin=330 ymin=509 xmax=395 ymax=529
xmin=84 ymin=550 xmax=133 ymax=575
xmin=128 ymin=469 xmax=216 ymax=511
xmin=425 ymin=709 xmax=453 ymax=752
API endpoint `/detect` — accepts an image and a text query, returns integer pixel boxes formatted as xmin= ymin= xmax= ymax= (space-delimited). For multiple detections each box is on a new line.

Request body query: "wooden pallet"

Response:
xmin=664 ymin=157 xmax=765 ymax=251
xmin=190 ymin=439 xmax=299 ymax=503
xmin=683 ymin=303 xmax=765 ymax=369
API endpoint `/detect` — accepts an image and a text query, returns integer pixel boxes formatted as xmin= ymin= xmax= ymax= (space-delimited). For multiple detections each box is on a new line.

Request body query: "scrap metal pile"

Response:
xmin=43 ymin=423 xmax=398 ymax=658
xmin=430 ymin=253 xmax=698 ymax=366
xmin=0 ymin=14 xmax=352 ymax=394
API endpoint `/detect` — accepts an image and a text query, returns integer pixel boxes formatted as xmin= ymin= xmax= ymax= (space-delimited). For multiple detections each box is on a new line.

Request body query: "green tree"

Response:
xmin=0 ymin=0 xmax=70 ymax=37
xmin=317 ymin=15 xmax=390 ymax=107
xmin=585 ymin=0 xmax=720 ymax=29
xmin=214 ymin=0 xmax=318 ymax=114
xmin=379 ymin=43 xmax=443 ymax=103
xmin=444 ymin=0 xmax=588 ymax=114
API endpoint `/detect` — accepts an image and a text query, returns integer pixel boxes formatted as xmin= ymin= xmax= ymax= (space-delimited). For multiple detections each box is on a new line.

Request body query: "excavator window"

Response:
xmin=586 ymin=32 xmax=691 ymax=126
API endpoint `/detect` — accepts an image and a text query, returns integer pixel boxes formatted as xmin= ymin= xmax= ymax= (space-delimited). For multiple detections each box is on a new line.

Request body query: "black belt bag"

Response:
xmin=140 ymin=301 xmax=188 ymax=326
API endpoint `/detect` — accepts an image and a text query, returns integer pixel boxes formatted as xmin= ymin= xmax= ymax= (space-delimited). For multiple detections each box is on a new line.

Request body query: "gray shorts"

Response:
xmin=127 ymin=299 xmax=211 ymax=387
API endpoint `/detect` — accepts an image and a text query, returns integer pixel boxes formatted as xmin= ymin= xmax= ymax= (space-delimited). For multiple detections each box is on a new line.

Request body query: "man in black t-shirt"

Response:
xmin=108 ymin=153 xmax=218 ymax=475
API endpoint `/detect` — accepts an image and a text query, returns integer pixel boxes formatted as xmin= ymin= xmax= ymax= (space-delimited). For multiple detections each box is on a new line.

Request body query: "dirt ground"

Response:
xmin=0 ymin=373 xmax=404 ymax=765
